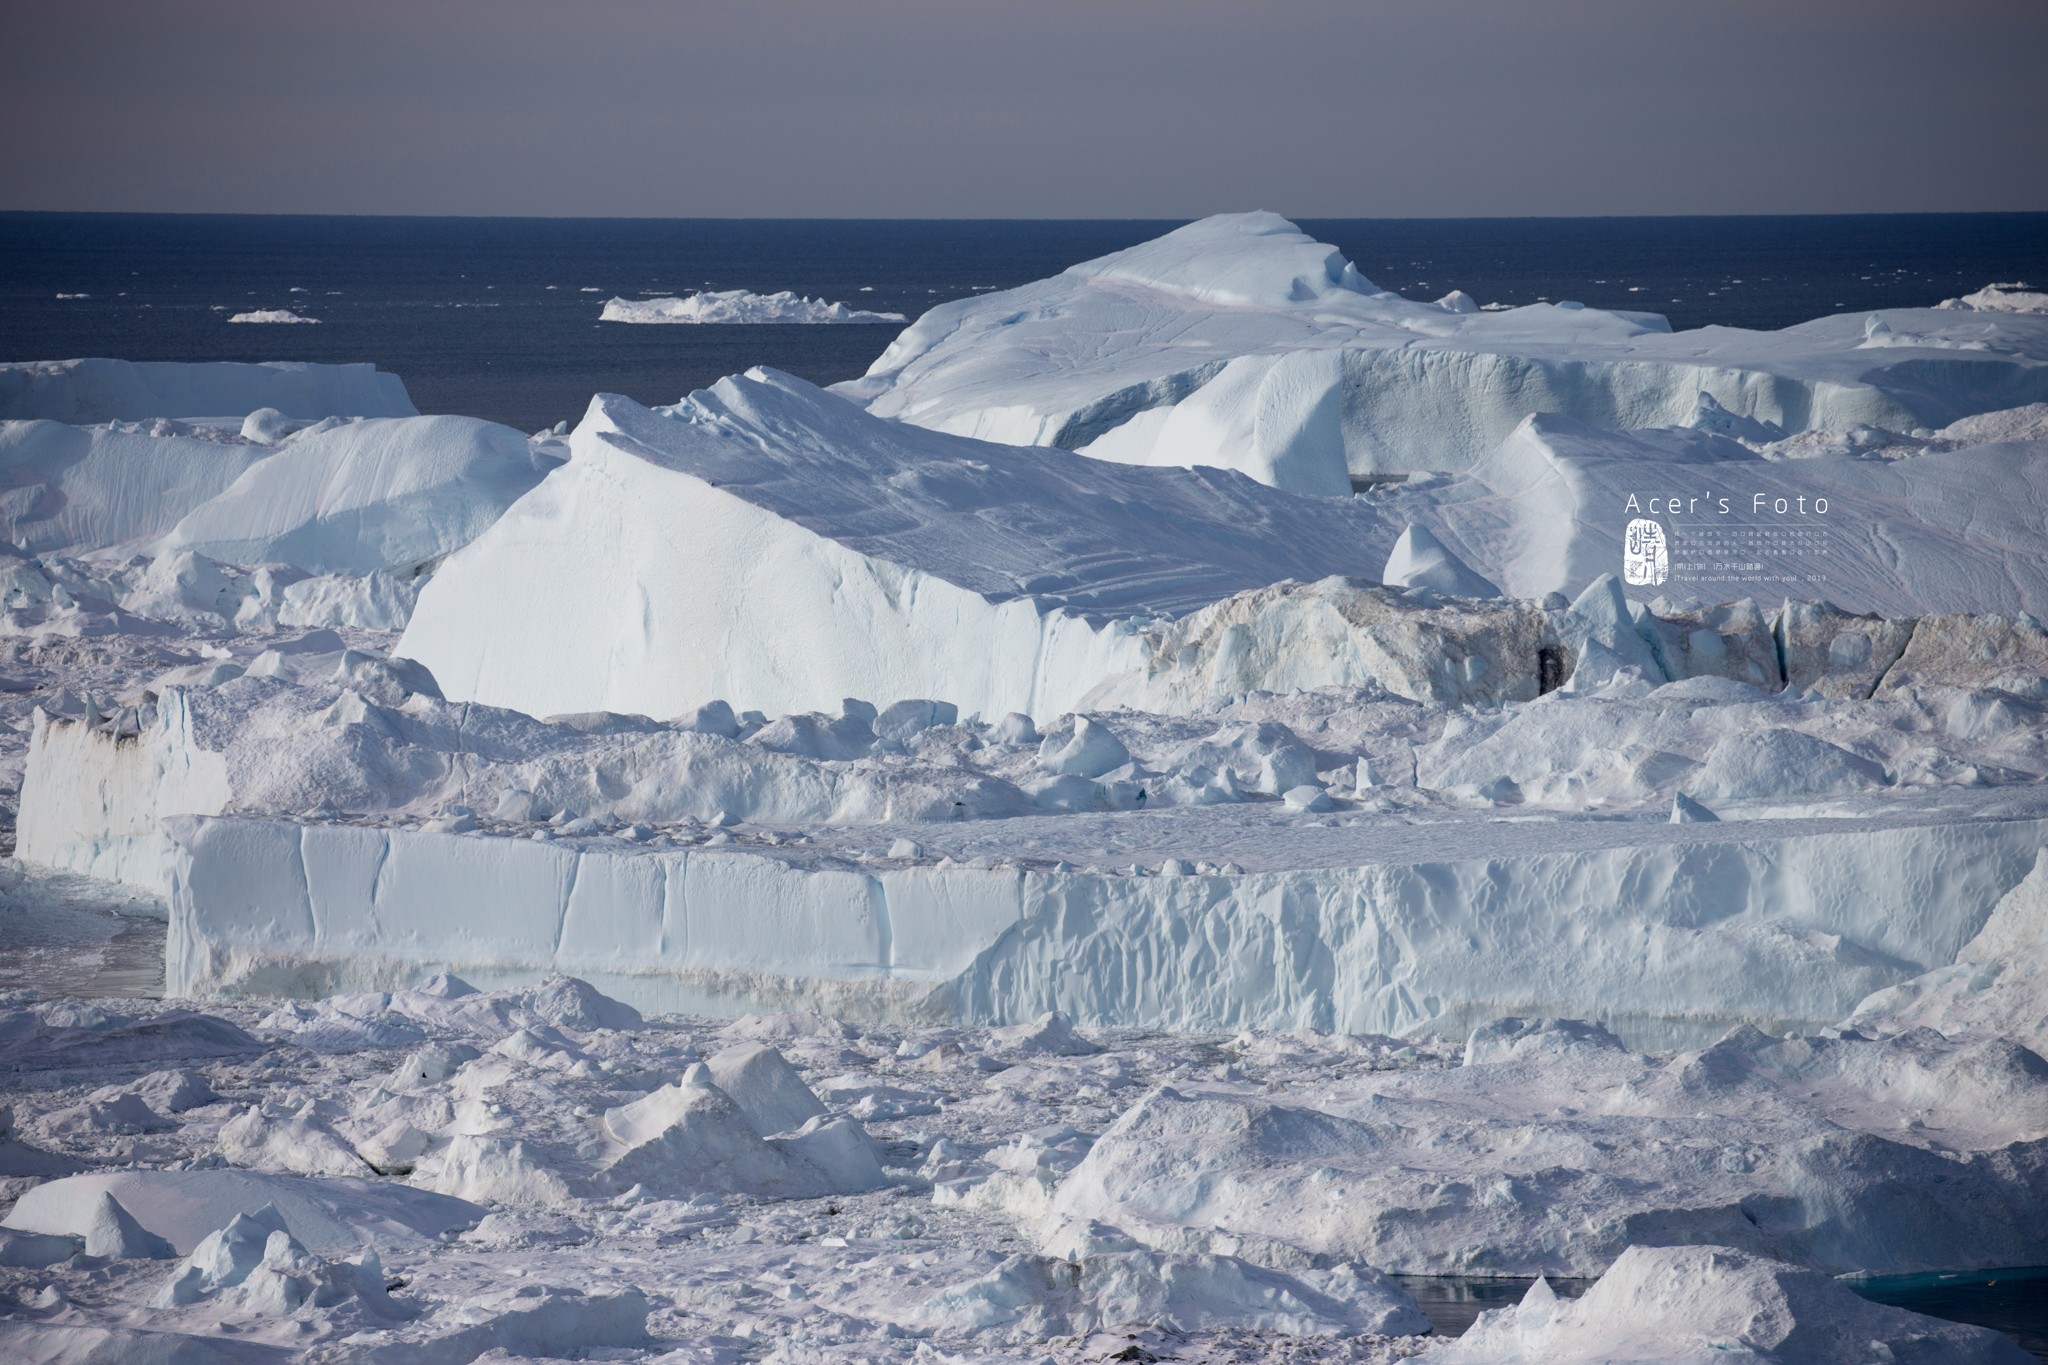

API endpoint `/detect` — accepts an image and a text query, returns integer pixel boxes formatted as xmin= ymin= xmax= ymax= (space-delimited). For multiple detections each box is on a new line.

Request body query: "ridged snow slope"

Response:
xmin=0 ymin=359 xmax=415 ymax=423
xmin=398 ymin=369 xmax=1407 ymax=720
xmin=839 ymin=213 xmax=2048 ymax=492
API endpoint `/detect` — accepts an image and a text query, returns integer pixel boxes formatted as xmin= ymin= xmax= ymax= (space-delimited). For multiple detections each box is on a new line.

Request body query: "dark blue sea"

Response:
xmin=3 ymin=213 xmax=2046 ymax=433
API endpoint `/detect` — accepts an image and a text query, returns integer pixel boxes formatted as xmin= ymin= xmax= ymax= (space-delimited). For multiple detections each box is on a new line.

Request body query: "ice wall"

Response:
xmin=165 ymin=811 xmax=2048 ymax=1047
xmin=19 ymin=696 xmax=231 ymax=890
xmin=0 ymin=359 xmax=416 ymax=423
xmin=399 ymin=372 xmax=1404 ymax=720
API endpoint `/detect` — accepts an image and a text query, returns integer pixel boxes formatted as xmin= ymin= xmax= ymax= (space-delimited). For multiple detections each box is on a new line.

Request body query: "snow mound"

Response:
xmin=83 ymin=1190 xmax=176 ymax=1259
xmin=1419 ymin=1245 xmax=2030 ymax=1363
xmin=843 ymin=213 xmax=2048 ymax=489
xmin=1382 ymin=522 xmax=1500 ymax=598
xmin=599 ymin=1069 xmax=884 ymax=1199
xmin=703 ymin=1043 xmax=830 ymax=1135
xmin=228 ymin=309 xmax=319 ymax=324
xmin=0 ymin=358 xmax=415 ymax=423
xmin=0 ymin=999 xmax=260 ymax=1070
xmin=152 ymin=1203 xmax=402 ymax=1318
xmin=3 ymin=1168 xmax=482 ymax=1256
xmin=154 ymin=414 xmax=557 ymax=575
xmin=526 ymin=973 xmax=643 ymax=1032
xmin=399 ymin=370 xmax=1403 ymax=719
xmin=1048 ymin=1020 xmax=2048 ymax=1276
xmin=602 ymin=289 xmax=905 ymax=324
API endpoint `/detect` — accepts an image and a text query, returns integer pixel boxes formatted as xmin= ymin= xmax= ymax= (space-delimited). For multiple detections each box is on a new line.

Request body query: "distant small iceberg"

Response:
xmin=601 ymin=289 xmax=905 ymax=325
xmin=227 ymin=309 xmax=320 ymax=325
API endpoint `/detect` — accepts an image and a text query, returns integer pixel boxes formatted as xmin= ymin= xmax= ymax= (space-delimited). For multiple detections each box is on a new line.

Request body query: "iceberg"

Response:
xmin=158 ymin=800 xmax=2048 ymax=1045
xmin=601 ymin=289 xmax=905 ymax=324
xmin=0 ymin=420 xmax=275 ymax=555
xmin=0 ymin=411 xmax=548 ymax=568
xmin=227 ymin=309 xmax=319 ymax=325
xmin=839 ymin=213 xmax=2048 ymax=494
xmin=397 ymin=368 xmax=1406 ymax=720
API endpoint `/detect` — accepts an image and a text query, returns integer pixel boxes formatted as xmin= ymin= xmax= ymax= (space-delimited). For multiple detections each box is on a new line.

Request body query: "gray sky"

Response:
xmin=6 ymin=0 xmax=2044 ymax=218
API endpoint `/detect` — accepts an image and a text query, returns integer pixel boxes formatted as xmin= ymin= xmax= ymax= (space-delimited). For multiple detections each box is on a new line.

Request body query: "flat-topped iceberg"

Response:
xmin=398 ymin=368 xmax=1407 ymax=720
xmin=839 ymin=212 xmax=2048 ymax=493
xmin=601 ymin=289 xmax=905 ymax=324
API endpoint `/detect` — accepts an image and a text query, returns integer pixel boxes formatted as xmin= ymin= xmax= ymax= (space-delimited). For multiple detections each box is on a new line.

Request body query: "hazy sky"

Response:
xmin=6 ymin=0 xmax=2045 ymax=218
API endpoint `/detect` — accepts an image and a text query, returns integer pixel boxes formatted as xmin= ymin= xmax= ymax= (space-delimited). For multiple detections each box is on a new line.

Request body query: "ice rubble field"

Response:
xmin=0 ymin=980 xmax=2040 ymax=1362
xmin=5 ymin=217 xmax=2048 ymax=1359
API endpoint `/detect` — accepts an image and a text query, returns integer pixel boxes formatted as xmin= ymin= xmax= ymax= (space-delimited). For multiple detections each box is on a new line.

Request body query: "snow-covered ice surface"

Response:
xmin=840 ymin=212 xmax=2048 ymax=491
xmin=601 ymin=289 xmax=907 ymax=324
xmin=12 ymin=217 xmax=2048 ymax=1359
